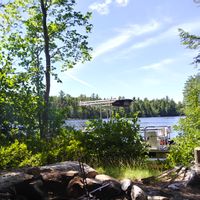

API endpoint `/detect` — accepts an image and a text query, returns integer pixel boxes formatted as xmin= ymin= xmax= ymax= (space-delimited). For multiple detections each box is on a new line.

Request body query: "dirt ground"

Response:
xmin=135 ymin=180 xmax=200 ymax=200
xmin=135 ymin=166 xmax=200 ymax=200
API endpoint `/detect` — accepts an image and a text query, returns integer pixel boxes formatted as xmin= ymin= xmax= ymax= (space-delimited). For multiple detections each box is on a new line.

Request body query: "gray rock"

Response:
xmin=121 ymin=178 xmax=132 ymax=191
xmin=40 ymin=161 xmax=98 ymax=178
xmin=94 ymin=174 xmax=122 ymax=199
xmin=147 ymin=196 xmax=170 ymax=200
xmin=167 ymin=183 xmax=182 ymax=190
xmin=131 ymin=185 xmax=147 ymax=200
xmin=95 ymin=174 xmax=118 ymax=182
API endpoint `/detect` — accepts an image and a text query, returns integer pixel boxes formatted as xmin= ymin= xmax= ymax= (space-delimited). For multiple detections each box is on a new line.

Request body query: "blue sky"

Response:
xmin=51 ymin=0 xmax=200 ymax=102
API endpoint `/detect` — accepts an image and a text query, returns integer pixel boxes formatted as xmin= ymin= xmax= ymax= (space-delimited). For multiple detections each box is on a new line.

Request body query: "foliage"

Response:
xmin=166 ymin=21 xmax=200 ymax=168
xmin=167 ymin=19 xmax=200 ymax=168
xmin=41 ymin=129 xmax=83 ymax=163
xmin=179 ymin=28 xmax=200 ymax=66
xmin=81 ymin=114 xmax=147 ymax=165
xmin=166 ymin=129 xmax=200 ymax=167
xmin=0 ymin=140 xmax=32 ymax=169
xmin=130 ymin=96 xmax=183 ymax=117
xmin=0 ymin=128 xmax=83 ymax=170
xmin=0 ymin=0 xmax=92 ymax=137
xmin=166 ymin=75 xmax=200 ymax=167
xmin=0 ymin=114 xmax=149 ymax=170
xmin=0 ymin=64 xmax=39 ymax=138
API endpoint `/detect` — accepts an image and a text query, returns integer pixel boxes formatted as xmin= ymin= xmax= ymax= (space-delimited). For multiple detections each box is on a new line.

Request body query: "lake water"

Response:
xmin=65 ymin=116 xmax=184 ymax=138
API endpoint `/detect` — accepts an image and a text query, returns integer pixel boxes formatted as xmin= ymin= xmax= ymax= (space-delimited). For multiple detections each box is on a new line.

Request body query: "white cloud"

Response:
xmin=126 ymin=27 xmax=176 ymax=52
xmin=65 ymin=73 xmax=96 ymax=89
xmin=115 ymin=0 xmax=129 ymax=7
xmin=93 ymin=20 xmax=161 ymax=58
xmin=89 ymin=0 xmax=112 ymax=15
xmin=139 ymin=58 xmax=174 ymax=70
xmin=89 ymin=0 xmax=129 ymax=15
xmin=123 ymin=19 xmax=200 ymax=53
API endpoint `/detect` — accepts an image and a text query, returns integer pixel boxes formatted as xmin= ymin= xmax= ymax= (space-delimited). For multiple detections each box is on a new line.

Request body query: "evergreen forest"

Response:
xmin=50 ymin=92 xmax=184 ymax=120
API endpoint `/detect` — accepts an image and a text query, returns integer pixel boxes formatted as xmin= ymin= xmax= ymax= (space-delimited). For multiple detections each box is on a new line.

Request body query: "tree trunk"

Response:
xmin=40 ymin=0 xmax=51 ymax=137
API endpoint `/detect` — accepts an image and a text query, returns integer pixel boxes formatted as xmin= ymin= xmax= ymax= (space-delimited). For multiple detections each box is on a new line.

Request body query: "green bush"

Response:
xmin=0 ymin=128 xmax=84 ymax=169
xmin=43 ymin=130 xmax=83 ymax=163
xmin=81 ymin=114 xmax=147 ymax=165
xmin=0 ymin=116 xmax=147 ymax=169
xmin=20 ymin=153 xmax=44 ymax=167
xmin=0 ymin=140 xmax=32 ymax=169
xmin=166 ymin=129 xmax=200 ymax=167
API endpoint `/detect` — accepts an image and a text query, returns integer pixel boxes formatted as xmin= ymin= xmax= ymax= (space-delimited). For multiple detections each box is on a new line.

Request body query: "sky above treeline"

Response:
xmin=51 ymin=0 xmax=200 ymax=102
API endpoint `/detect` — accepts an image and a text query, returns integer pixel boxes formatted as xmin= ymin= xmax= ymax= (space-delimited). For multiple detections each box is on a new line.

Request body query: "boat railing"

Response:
xmin=140 ymin=126 xmax=171 ymax=152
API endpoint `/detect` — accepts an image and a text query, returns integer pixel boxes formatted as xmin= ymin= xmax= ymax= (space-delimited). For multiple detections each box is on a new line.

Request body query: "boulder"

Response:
xmin=130 ymin=185 xmax=148 ymax=200
xmin=95 ymin=174 xmax=118 ymax=182
xmin=0 ymin=161 xmax=149 ymax=200
xmin=67 ymin=176 xmax=85 ymax=198
xmin=147 ymin=196 xmax=170 ymax=200
xmin=0 ymin=171 xmax=33 ymax=192
xmin=121 ymin=178 xmax=132 ymax=192
xmin=40 ymin=161 xmax=98 ymax=178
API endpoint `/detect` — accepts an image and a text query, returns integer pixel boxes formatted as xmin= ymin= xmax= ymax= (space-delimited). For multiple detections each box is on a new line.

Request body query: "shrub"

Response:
xmin=166 ymin=75 xmax=200 ymax=168
xmin=0 ymin=140 xmax=31 ymax=169
xmin=44 ymin=134 xmax=83 ymax=163
xmin=81 ymin=114 xmax=147 ymax=165
xmin=166 ymin=129 xmax=200 ymax=167
xmin=0 ymin=128 xmax=84 ymax=169
xmin=0 ymin=116 xmax=148 ymax=169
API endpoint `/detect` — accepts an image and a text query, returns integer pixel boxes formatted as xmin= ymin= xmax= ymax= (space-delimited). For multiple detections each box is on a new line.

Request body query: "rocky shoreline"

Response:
xmin=0 ymin=161 xmax=200 ymax=200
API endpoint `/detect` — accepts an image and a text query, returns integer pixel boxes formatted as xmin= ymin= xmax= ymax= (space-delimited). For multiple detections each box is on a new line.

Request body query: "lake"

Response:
xmin=65 ymin=116 xmax=184 ymax=138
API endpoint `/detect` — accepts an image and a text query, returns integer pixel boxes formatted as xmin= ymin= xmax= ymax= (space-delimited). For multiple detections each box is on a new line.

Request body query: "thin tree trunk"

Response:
xmin=36 ymin=52 xmax=43 ymax=136
xmin=40 ymin=0 xmax=51 ymax=137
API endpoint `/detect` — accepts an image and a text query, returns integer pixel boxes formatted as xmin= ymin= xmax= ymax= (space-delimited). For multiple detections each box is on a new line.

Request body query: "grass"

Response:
xmin=96 ymin=161 xmax=165 ymax=180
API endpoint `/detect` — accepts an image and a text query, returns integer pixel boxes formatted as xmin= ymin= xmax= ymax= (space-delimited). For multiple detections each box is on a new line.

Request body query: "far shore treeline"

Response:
xmin=50 ymin=91 xmax=184 ymax=119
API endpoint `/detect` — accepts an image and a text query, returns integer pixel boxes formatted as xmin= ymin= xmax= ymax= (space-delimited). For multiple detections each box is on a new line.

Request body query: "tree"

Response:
xmin=166 ymin=74 xmax=200 ymax=167
xmin=0 ymin=63 xmax=38 ymax=139
xmin=166 ymin=12 xmax=200 ymax=166
xmin=0 ymin=0 xmax=92 ymax=137
xmin=179 ymin=28 xmax=200 ymax=66
xmin=180 ymin=74 xmax=200 ymax=131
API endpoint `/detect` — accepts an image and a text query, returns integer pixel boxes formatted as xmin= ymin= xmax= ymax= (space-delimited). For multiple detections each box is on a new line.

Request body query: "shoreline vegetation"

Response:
xmin=0 ymin=115 xmax=157 ymax=171
xmin=50 ymin=92 xmax=184 ymax=119
xmin=0 ymin=93 xmax=186 ymax=174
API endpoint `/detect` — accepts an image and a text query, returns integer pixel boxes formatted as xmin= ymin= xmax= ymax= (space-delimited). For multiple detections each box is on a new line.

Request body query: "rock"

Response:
xmin=40 ymin=161 xmax=98 ymax=178
xmin=121 ymin=178 xmax=132 ymax=192
xmin=43 ymin=179 xmax=68 ymax=199
xmin=147 ymin=196 xmax=169 ymax=200
xmin=25 ymin=167 xmax=41 ymax=176
xmin=86 ymin=177 xmax=102 ymax=191
xmin=130 ymin=185 xmax=148 ymax=200
xmin=187 ymin=164 xmax=200 ymax=188
xmin=94 ymin=174 xmax=123 ymax=199
xmin=41 ymin=170 xmax=78 ymax=183
xmin=66 ymin=170 xmax=79 ymax=177
xmin=12 ymin=178 xmax=46 ymax=200
xmin=67 ymin=176 xmax=85 ymax=198
xmin=95 ymin=174 xmax=118 ymax=182
xmin=0 ymin=161 xmax=98 ymax=199
xmin=93 ymin=180 xmax=122 ymax=200
xmin=168 ymin=183 xmax=182 ymax=190
xmin=0 ymin=171 xmax=33 ymax=192
xmin=187 ymin=172 xmax=200 ymax=188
